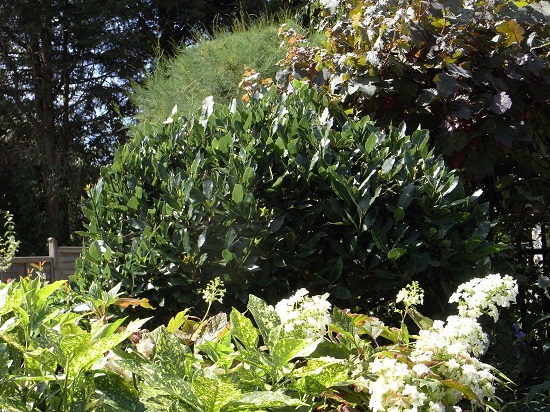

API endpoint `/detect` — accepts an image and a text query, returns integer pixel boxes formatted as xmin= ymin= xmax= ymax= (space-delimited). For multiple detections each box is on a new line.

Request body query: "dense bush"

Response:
xmin=76 ymin=82 xmax=501 ymax=323
xmin=279 ymin=0 xmax=550 ymax=181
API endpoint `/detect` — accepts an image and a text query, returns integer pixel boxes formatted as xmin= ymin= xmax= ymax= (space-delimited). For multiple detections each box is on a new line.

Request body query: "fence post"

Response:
xmin=48 ymin=237 xmax=58 ymax=281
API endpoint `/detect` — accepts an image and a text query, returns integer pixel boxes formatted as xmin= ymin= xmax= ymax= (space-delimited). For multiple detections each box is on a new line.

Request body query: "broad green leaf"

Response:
xmin=222 ymin=249 xmax=234 ymax=262
xmin=410 ymin=129 xmax=430 ymax=155
xmin=242 ymin=166 xmax=255 ymax=186
xmin=118 ymin=357 xmax=200 ymax=409
xmin=442 ymin=379 xmax=480 ymax=401
xmin=138 ymin=384 xmax=192 ymax=411
xmin=291 ymin=358 xmax=348 ymax=393
xmin=32 ymin=280 xmax=67 ymax=309
xmin=268 ymin=215 xmax=285 ymax=233
xmin=60 ymin=330 xmax=89 ymax=360
xmin=23 ymin=347 xmax=58 ymax=374
xmin=274 ymin=136 xmax=286 ymax=157
xmin=398 ymin=184 xmax=415 ymax=209
xmin=400 ymin=322 xmax=409 ymax=345
xmin=358 ymin=317 xmax=387 ymax=341
xmin=0 ymin=343 xmax=11 ymax=379
xmin=269 ymin=327 xmax=312 ymax=369
xmin=192 ymin=376 xmax=241 ymax=412
xmin=329 ymin=168 xmax=355 ymax=205
xmin=230 ymin=308 xmax=259 ymax=349
xmin=127 ymin=196 xmax=140 ymax=210
xmin=381 ymin=157 xmax=396 ymax=176
xmin=88 ymin=241 xmax=102 ymax=262
xmin=232 ymin=184 xmax=244 ymax=203
xmin=371 ymin=225 xmax=389 ymax=254
xmin=167 ymin=309 xmax=191 ymax=333
xmin=148 ymin=326 xmax=191 ymax=376
xmin=388 ymin=248 xmax=407 ymax=261
xmin=407 ymin=307 xmax=434 ymax=330
xmin=0 ymin=397 xmax=29 ymax=412
xmin=0 ymin=317 xmax=19 ymax=336
xmin=94 ymin=373 xmax=144 ymax=412
xmin=191 ymin=151 xmax=202 ymax=178
xmin=221 ymin=390 xmax=306 ymax=411
xmin=68 ymin=317 xmax=150 ymax=377
xmin=91 ymin=317 xmax=126 ymax=344
xmin=246 ymin=295 xmax=280 ymax=345
xmin=203 ymin=176 xmax=214 ymax=200
xmin=331 ymin=308 xmax=356 ymax=336
xmin=393 ymin=207 xmax=405 ymax=222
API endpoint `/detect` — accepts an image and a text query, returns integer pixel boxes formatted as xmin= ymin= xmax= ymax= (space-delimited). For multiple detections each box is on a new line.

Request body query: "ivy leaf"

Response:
xmin=496 ymin=20 xmax=525 ymax=46
xmin=489 ymin=92 xmax=512 ymax=114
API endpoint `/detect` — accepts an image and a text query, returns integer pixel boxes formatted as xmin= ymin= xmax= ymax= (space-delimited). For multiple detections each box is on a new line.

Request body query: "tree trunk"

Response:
xmin=34 ymin=3 xmax=65 ymax=243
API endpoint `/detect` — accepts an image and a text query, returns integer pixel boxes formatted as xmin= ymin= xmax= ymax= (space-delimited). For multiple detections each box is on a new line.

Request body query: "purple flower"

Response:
xmin=513 ymin=323 xmax=527 ymax=358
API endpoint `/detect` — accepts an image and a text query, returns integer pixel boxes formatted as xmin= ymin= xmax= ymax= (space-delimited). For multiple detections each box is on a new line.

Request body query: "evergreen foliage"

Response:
xmin=131 ymin=17 xmax=317 ymax=123
xmin=77 ymin=83 xmax=500 ymax=324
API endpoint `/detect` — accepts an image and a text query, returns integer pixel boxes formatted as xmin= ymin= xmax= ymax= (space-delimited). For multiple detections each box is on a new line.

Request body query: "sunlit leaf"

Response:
xmin=496 ymin=20 xmax=525 ymax=46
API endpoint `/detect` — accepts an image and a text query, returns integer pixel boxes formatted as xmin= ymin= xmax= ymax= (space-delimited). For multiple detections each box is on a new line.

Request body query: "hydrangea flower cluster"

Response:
xmin=367 ymin=350 xmax=495 ymax=411
xmin=274 ymin=288 xmax=332 ymax=340
xmin=367 ymin=356 xmax=427 ymax=411
xmin=415 ymin=315 xmax=489 ymax=357
xmin=365 ymin=274 xmax=517 ymax=411
xmin=395 ymin=280 xmax=424 ymax=307
xmin=449 ymin=273 xmax=517 ymax=321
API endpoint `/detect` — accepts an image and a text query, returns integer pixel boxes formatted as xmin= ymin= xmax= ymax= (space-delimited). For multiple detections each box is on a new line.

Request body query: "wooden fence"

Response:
xmin=0 ymin=238 xmax=81 ymax=282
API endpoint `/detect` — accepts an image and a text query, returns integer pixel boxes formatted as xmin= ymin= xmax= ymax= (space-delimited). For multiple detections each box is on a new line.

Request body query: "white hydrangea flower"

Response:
xmin=415 ymin=315 xmax=488 ymax=357
xmin=363 ymin=274 xmax=515 ymax=412
xmin=367 ymin=356 xmax=430 ymax=411
xmin=449 ymin=274 xmax=517 ymax=321
xmin=320 ymin=0 xmax=340 ymax=14
xmin=274 ymin=288 xmax=331 ymax=340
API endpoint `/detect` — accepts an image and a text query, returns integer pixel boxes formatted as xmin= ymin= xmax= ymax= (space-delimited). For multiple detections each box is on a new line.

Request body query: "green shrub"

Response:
xmin=76 ymin=82 xmax=501 ymax=323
